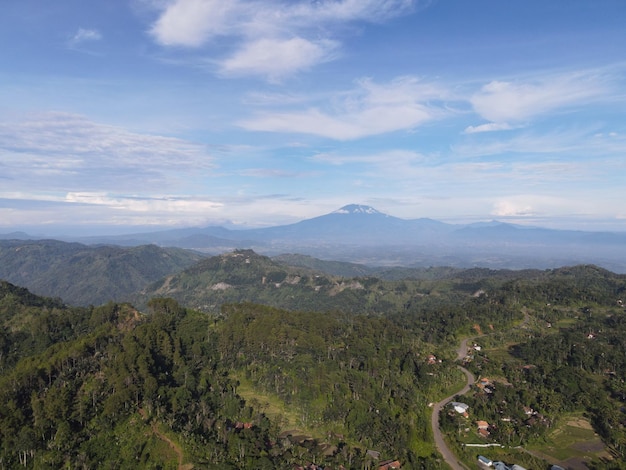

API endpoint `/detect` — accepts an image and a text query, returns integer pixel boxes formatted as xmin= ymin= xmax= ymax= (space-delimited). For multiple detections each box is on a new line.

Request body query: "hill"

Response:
xmin=59 ymin=204 xmax=626 ymax=273
xmin=0 ymin=282 xmax=288 ymax=468
xmin=273 ymin=252 xmax=463 ymax=280
xmin=137 ymin=249 xmax=480 ymax=317
xmin=2 ymin=264 xmax=626 ymax=468
xmin=0 ymin=239 xmax=205 ymax=306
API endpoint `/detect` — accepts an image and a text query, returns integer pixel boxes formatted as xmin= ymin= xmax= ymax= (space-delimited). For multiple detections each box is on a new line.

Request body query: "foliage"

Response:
xmin=0 ymin=240 xmax=204 ymax=306
xmin=2 ymin=260 xmax=626 ymax=468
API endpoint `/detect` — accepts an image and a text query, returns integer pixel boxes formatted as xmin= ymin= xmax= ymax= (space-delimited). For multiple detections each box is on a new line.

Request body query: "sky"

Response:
xmin=1 ymin=0 xmax=626 ymax=235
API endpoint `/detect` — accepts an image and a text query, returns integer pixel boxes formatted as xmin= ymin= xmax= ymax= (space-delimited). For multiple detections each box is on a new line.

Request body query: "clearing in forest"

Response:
xmin=527 ymin=414 xmax=612 ymax=468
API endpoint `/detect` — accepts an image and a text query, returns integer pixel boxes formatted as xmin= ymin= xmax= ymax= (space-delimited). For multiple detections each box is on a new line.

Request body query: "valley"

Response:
xmin=0 ymin=230 xmax=625 ymax=468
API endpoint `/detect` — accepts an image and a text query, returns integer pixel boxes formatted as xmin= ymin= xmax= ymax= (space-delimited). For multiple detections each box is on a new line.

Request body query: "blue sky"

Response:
xmin=1 ymin=0 xmax=625 ymax=234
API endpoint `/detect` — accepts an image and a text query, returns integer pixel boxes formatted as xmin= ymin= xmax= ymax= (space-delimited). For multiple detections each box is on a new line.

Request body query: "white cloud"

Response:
xmin=0 ymin=112 xmax=214 ymax=192
xmin=64 ymin=192 xmax=223 ymax=214
xmin=463 ymin=122 xmax=513 ymax=134
xmin=149 ymin=0 xmax=420 ymax=79
xmin=312 ymin=149 xmax=425 ymax=166
xmin=69 ymin=28 xmax=102 ymax=46
xmin=0 ymin=191 xmax=227 ymax=229
xmin=150 ymin=0 xmax=239 ymax=47
xmin=239 ymin=167 xmax=321 ymax=178
xmin=219 ymin=37 xmax=338 ymax=81
xmin=286 ymin=0 xmax=417 ymax=24
xmin=242 ymin=91 xmax=313 ymax=106
xmin=492 ymin=200 xmax=535 ymax=217
xmin=491 ymin=195 xmax=583 ymax=219
xmin=455 ymin=126 xmax=626 ymax=160
xmin=239 ymin=76 xmax=448 ymax=139
xmin=0 ymin=112 xmax=211 ymax=166
xmin=150 ymin=0 xmax=417 ymax=46
xmin=469 ymin=71 xmax=611 ymax=129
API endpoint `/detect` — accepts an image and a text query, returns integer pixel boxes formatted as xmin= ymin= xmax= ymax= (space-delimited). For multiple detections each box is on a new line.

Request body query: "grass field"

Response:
xmin=233 ymin=373 xmax=303 ymax=430
xmin=527 ymin=414 xmax=612 ymax=467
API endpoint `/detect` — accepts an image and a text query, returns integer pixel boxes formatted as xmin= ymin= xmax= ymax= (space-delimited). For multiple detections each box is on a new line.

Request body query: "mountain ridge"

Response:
xmin=3 ymin=204 xmax=626 ymax=272
xmin=0 ymin=240 xmax=205 ymax=306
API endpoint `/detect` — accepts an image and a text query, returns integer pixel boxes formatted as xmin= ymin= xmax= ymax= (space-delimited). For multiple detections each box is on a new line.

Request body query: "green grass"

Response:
xmin=554 ymin=318 xmax=577 ymax=328
xmin=527 ymin=413 xmax=608 ymax=462
xmin=234 ymin=373 xmax=312 ymax=433
xmin=234 ymin=374 xmax=297 ymax=424
xmin=108 ymin=415 xmax=181 ymax=469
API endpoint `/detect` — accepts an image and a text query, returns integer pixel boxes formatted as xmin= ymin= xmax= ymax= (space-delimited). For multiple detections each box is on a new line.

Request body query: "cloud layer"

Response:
xmin=0 ymin=112 xmax=213 ymax=192
xmin=467 ymin=71 xmax=612 ymax=132
xmin=2 ymin=1 xmax=626 ymax=232
xmin=149 ymin=0 xmax=418 ymax=80
xmin=239 ymin=76 xmax=448 ymax=139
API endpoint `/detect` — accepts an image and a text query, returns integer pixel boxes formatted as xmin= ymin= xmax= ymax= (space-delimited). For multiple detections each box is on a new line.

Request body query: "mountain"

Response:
xmin=0 ymin=239 xmax=205 ymax=306
xmin=5 ymin=204 xmax=626 ymax=272
xmin=0 ymin=283 xmax=294 ymax=469
xmin=136 ymin=249 xmax=381 ymax=313
xmin=250 ymin=205 xmax=626 ymax=272
xmin=0 ymin=231 xmax=32 ymax=240
xmin=137 ymin=248 xmax=471 ymax=314
xmin=235 ymin=204 xmax=454 ymax=246
xmin=136 ymin=248 xmax=546 ymax=315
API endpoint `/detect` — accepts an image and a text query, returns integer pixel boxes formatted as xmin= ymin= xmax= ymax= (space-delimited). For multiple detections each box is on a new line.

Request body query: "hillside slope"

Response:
xmin=0 ymin=239 xmax=205 ymax=306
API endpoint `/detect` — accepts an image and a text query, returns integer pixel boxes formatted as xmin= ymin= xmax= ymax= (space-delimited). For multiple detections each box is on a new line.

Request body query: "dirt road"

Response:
xmin=430 ymin=340 xmax=475 ymax=470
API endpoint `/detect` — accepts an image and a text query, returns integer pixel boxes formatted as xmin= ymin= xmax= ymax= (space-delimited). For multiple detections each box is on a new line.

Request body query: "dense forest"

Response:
xmin=1 ymin=258 xmax=626 ymax=468
xmin=0 ymin=240 xmax=204 ymax=306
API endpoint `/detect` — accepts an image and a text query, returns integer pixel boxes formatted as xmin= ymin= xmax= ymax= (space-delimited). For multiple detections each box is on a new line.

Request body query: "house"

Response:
xmin=378 ymin=460 xmax=401 ymax=470
xmin=525 ymin=416 xmax=538 ymax=427
xmin=478 ymin=455 xmax=493 ymax=467
xmin=478 ymin=428 xmax=491 ymax=438
xmin=493 ymin=462 xmax=510 ymax=470
xmin=477 ymin=377 xmax=492 ymax=388
xmin=451 ymin=402 xmax=469 ymax=414
xmin=427 ymin=354 xmax=437 ymax=365
xmin=476 ymin=420 xmax=489 ymax=430
xmin=234 ymin=421 xmax=253 ymax=430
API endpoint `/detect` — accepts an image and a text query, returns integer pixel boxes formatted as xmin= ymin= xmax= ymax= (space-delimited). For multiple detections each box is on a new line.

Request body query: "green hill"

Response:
xmin=2 ymin=262 xmax=626 ymax=468
xmin=139 ymin=249 xmax=467 ymax=316
xmin=0 ymin=239 xmax=205 ymax=306
xmin=0 ymin=281 xmax=449 ymax=468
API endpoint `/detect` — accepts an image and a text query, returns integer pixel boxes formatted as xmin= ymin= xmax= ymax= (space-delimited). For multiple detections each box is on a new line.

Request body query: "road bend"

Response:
xmin=430 ymin=339 xmax=476 ymax=470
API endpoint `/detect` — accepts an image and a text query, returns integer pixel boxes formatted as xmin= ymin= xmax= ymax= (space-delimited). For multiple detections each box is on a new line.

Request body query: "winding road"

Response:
xmin=430 ymin=338 xmax=476 ymax=470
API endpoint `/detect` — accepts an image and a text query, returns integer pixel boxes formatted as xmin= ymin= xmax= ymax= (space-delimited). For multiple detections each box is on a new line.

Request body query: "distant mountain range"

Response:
xmin=3 ymin=204 xmax=626 ymax=272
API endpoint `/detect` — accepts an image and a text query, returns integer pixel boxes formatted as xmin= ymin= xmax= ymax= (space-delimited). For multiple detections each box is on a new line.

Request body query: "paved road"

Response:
xmin=456 ymin=338 xmax=471 ymax=361
xmin=430 ymin=340 xmax=476 ymax=470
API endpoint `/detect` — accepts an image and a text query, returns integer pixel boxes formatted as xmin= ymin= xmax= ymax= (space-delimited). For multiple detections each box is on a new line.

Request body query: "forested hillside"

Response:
xmin=0 ymin=240 xmax=205 ymax=306
xmin=139 ymin=249 xmax=523 ymax=318
xmin=0 ymin=282 xmax=453 ymax=468
xmin=439 ymin=265 xmax=626 ymax=468
xmin=1 ymin=262 xmax=626 ymax=468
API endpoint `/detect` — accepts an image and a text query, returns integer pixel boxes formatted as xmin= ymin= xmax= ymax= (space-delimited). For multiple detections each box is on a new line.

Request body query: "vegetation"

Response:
xmin=0 ymin=240 xmax=205 ymax=306
xmin=441 ymin=266 xmax=626 ymax=468
xmin=1 ymin=250 xmax=626 ymax=468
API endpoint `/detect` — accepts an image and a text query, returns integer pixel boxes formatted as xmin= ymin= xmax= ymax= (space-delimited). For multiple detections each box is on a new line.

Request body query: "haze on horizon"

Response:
xmin=1 ymin=1 xmax=626 ymax=235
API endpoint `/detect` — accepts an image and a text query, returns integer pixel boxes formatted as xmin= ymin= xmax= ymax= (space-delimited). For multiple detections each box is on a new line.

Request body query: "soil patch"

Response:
xmin=566 ymin=418 xmax=593 ymax=430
